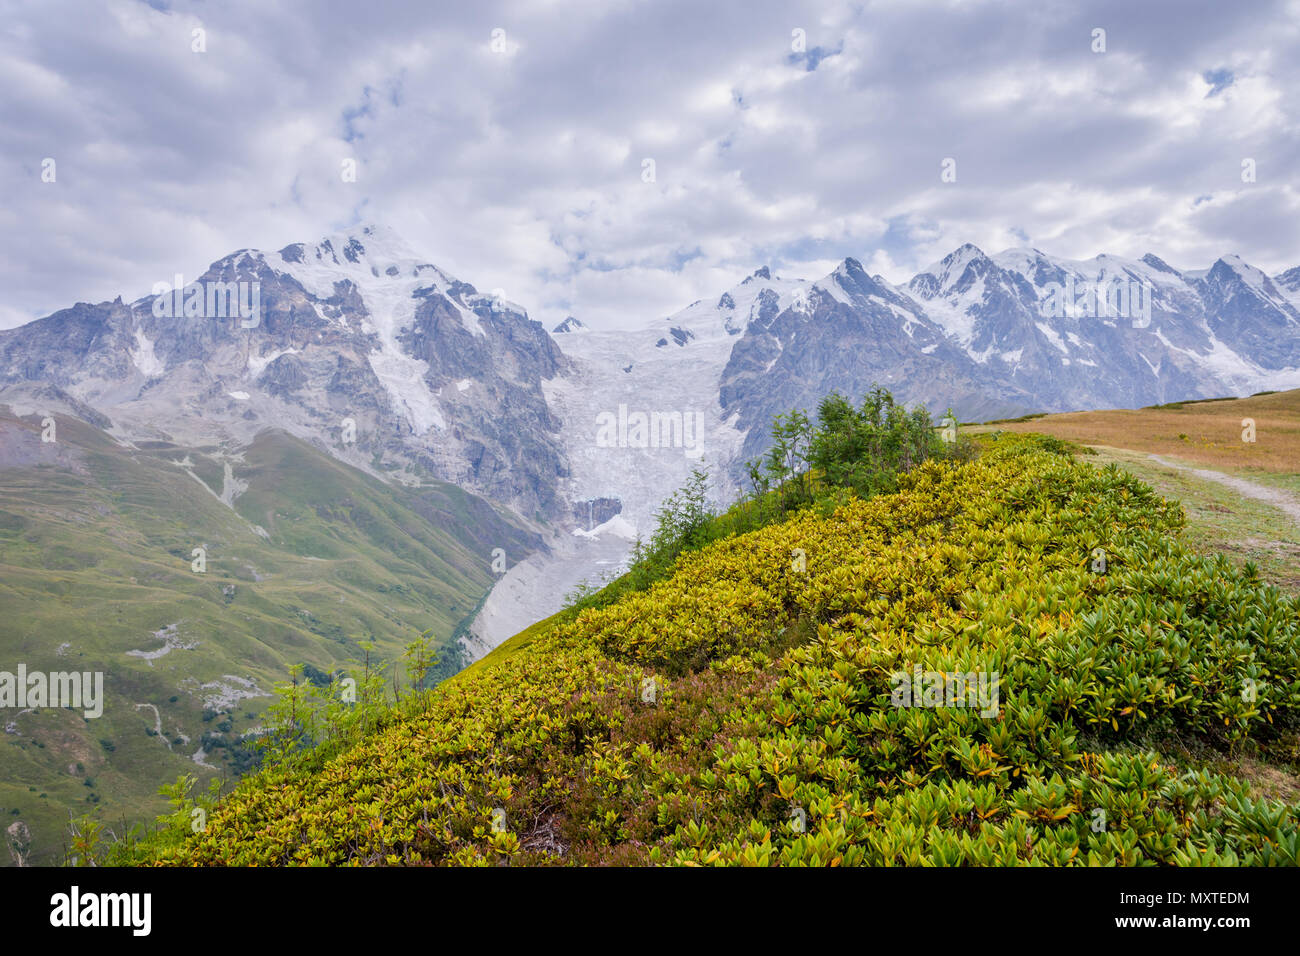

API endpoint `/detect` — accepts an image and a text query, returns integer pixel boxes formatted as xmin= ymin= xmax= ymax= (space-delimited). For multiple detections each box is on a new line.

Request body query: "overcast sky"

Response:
xmin=2 ymin=0 xmax=1298 ymax=330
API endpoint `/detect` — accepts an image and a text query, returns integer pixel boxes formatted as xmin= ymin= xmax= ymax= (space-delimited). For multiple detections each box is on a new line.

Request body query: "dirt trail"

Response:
xmin=1147 ymin=454 xmax=1300 ymax=526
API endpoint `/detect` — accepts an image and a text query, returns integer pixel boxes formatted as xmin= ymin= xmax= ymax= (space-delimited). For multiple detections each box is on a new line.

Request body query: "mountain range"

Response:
xmin=3 ymin=223 xmax=1299 ymax=860
xmin=4 ymin=224 xmax=1300 ymax=645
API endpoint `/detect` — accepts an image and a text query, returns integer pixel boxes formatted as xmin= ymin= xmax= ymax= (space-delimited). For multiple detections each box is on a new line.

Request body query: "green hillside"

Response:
xmin=0 ymin=409 xmax=539 ymax=865
xmin=131 ymin=429 xmax=1300 ymax=866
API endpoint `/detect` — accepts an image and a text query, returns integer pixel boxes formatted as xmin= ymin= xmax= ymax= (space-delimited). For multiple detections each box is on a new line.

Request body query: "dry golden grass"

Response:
xmin=976 ymin=389 xmax=1300 ymax=474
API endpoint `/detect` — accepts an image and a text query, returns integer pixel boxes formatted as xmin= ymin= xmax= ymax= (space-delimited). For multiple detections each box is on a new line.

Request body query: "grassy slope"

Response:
xmin=978 ymin=389 xmax=1300 ymax=473
xmin=451 ymin=610 xmax=566 ymax=684
xmin=972 ymin=389 xmax=1300 ymax=591
xmin=1080 ymin=446 xmax=1300 ymax=593
xmin=0 ymin=410 xmax=538 ymax=864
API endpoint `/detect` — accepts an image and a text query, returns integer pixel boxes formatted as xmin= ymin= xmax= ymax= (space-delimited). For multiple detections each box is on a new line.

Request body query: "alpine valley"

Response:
xmin=2 ymin=223 xmax=1298 ymax=861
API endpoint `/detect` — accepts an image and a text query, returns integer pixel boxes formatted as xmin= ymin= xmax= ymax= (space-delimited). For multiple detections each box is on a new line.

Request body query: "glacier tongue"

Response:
xmin=542 ymin=270 xmax=818 ymax=533
xmin=465 ymin=270 xmax=813 ymax=655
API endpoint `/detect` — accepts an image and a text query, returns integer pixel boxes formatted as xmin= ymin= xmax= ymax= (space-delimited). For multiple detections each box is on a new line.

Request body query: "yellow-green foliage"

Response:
xmin=140 ymin=436 xmax=1300 ymax=866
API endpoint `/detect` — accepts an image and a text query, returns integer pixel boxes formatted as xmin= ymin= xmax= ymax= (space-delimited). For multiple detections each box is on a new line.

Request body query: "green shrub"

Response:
xmin=808 ymin=387 xmax=941 ymax=497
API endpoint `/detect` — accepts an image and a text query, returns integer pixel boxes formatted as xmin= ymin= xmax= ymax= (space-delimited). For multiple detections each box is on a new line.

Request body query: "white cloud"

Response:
xmin=1 ymin=0 xmax=1298 ymax=331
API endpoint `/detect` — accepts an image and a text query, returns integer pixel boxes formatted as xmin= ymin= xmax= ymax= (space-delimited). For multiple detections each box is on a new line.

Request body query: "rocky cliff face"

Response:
xmin=1194 ymin=256 xmax=1300 ymax=370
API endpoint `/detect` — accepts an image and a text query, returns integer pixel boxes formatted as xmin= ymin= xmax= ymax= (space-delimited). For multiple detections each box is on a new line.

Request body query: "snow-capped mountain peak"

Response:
xmin=275 ymin=224 xmax=483 ymax=332
xmin=1202 ymin=254 xmax=1295 ymax=312
xmin=553 ymin=316 xmax=586 ymax=333
xmin=668 ymin=267 xmax=812 ymax=339
xmin=916 ymin=243 xmax=990 ymax=291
